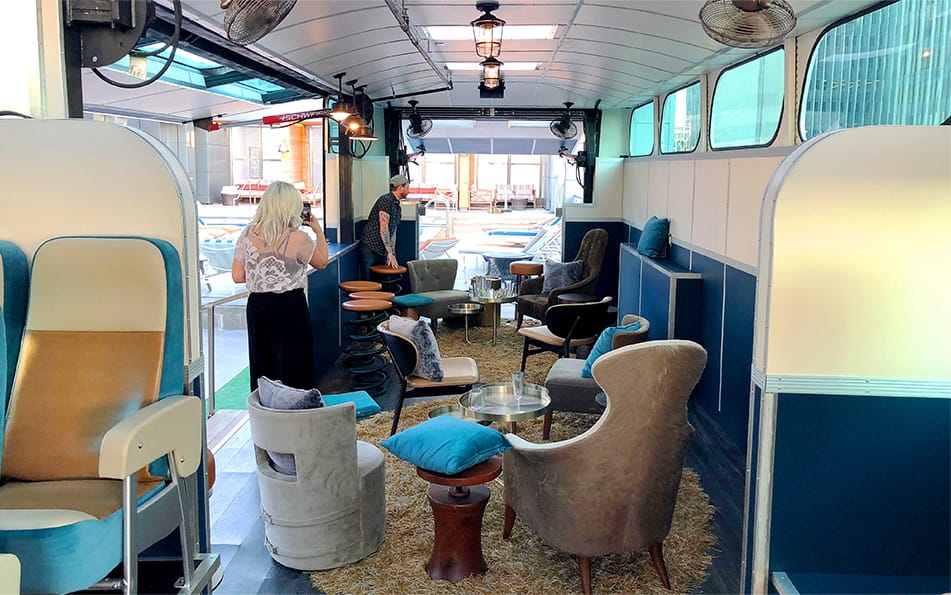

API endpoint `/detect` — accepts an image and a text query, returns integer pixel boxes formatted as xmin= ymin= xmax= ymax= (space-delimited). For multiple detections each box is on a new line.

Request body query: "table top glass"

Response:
xmin=471 ymin=294 xmax=516 ymax=305
xmin=459 ymin=382 xmax=550 ymax=423
xmin=449 ymin=302 xmax=483 ymax=315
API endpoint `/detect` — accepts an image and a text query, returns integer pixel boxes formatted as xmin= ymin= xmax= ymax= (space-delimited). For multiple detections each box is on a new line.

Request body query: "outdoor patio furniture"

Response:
xmin=406 ymin=259 xmax=469 ymax=332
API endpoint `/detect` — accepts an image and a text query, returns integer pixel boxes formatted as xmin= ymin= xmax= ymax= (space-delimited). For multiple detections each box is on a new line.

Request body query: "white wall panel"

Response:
xmin=667 ymin=160 xmax=696 ymax=244
xmin=623 ymin=159 xmax=650 ymax=226
xmin=566 ymin=158 xmax=624 ymax=221
xmin=647 ymin=161 xmax=670 ymax=219
xmin=692 ymin=159 xmax=729 ymax=253
xmin=727 ymin=157 xmax=783 ymax=267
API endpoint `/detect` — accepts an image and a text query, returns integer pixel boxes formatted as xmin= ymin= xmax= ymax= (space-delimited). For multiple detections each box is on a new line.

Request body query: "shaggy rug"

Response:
xmin=309 ymin=397 xmax=717 ymax=595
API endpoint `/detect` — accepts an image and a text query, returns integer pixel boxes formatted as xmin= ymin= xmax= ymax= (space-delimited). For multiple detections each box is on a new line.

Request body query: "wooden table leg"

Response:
xmin=425 ymin=484 xmax=491 ymax=582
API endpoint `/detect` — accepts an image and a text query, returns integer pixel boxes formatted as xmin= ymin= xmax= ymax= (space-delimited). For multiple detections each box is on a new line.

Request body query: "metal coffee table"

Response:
xmin=471 ymin=295 xmax=516 ymax=345
xmin=448 ymin=302 xmax=483 ymax=344
xmin=460 ymin=382 xmax=550 ymax=434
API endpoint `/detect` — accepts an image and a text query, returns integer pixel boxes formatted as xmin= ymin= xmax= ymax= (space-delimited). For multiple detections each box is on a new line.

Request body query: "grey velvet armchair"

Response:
xmin=406 ymin=259 xmax=469 ymax=332
xmin=502 ymin=340 xmax=707 ymax=594
xmin=515 ymin=228 xmax=608 ymax=329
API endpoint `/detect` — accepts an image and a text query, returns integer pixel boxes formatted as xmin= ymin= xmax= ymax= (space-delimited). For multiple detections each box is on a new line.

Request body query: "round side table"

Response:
xmin=416 ymin=457 xmax=503 ymax=582
xmin=448 ymin=302 xmax=483 ymax=344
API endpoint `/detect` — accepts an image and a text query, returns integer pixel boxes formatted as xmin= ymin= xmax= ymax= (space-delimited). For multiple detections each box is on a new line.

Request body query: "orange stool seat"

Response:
xmin=342 ymin=299 xmax=392 ymax=312
xmin=339 ymin=280 xmax=382 ymax=293
xmin=370 ymin=264 xmax=408 ymax=275
xmin=510 ymin=261 xmax=543 ymax=276
xmin=350 ymin=291 xmax=396 ymax=301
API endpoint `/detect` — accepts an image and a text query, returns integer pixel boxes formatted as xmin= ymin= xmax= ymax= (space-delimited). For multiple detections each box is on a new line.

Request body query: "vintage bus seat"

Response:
xmin=0 ymin=240 xmax=28 ymax=400
xmin=0 ymin=236 xmax=217 ymax=595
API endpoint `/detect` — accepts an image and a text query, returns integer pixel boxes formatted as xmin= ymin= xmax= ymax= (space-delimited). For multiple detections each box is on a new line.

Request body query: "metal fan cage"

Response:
xmin=223 ymin=0 xmax=297 ymax=46
xmin=699 ymin=0 xmax=796 ymax=49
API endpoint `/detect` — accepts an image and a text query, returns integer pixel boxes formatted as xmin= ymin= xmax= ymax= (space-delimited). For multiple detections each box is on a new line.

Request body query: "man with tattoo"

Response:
xmin=359 ymin=174 xmax=408 ymax=280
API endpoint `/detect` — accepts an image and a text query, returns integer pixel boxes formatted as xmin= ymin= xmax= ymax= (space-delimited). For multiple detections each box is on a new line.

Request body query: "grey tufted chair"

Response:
xmin=406 ymin=259 xmax=469 ymax=332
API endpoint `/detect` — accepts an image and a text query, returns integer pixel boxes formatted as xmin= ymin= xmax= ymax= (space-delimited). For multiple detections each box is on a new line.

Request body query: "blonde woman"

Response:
xmin=232 ymin=181 xmax=329 ymax=390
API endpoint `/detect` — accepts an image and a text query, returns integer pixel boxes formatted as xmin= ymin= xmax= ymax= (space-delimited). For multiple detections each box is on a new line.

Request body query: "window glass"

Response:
xmin=421 ymin=153 xmax=456 ymax=187
xmin=711 ymin=49 xmax=784 ymax=148
xmin=801 ymin=0 xmax=951 ymax=140
xmin=660 ymin=83 xmax=701 ymax=153
xmin=629 ymin=102 xmax=654 ymax=156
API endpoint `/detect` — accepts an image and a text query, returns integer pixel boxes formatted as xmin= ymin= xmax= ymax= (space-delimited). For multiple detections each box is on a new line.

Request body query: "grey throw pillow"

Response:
xmin=257 ymin=376 xmax=323 ymax=474
xmin=542 ymin=259 xmax=583 ymax=295
xmin=388 ymin=315 xmax=445 ymax=381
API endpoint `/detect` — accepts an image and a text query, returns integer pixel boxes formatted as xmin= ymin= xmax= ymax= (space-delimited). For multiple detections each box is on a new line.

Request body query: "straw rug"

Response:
xmin=310 ymin=378 xmax=717 ymax=594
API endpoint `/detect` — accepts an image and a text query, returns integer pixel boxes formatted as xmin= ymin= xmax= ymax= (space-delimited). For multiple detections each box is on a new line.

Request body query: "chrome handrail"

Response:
xmin=201 ymin=290 xmax=249 ymax=416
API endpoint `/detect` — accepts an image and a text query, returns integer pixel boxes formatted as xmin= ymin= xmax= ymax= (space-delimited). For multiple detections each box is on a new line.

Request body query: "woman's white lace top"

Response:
xmin=234 ymin=226 xmax=315 ymax=293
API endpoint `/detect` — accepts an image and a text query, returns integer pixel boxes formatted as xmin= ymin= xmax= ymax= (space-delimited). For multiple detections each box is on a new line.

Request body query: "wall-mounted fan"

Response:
xmin=221 ymin=0 xmax=298 ymax=46
xmin=699 ymin=0 xmax=796 ymax=48
xmin=406 ymin=100 xmax=433 ymax=140
xmin=549 ymin=102 xmax=578 ymax=141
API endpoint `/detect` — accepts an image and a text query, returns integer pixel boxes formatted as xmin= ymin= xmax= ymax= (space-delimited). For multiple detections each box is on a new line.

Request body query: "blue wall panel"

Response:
xmin=564 ymin=220 xmax=627 ymax=301
xmin=770 ymin=394 xmax=951 ymax=578
xmin=721 ymin=266 xmax=756 ymax=447
xmin=669 ymin=242 xmax=691 ymax=270
xmin=308 ymin=259 xmax=342 ymax=383
xmin=640 ymin=264 xmax=671 ymax=340
xmin=617 ymin=245 xmax=641 ymax=318
xmin=690 ymin=252 xmax=725 ymax=416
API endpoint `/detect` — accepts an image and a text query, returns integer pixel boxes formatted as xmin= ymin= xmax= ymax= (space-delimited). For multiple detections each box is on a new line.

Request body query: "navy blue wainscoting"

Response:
xmin=308 ymin=258 xmax=341 ymax=383
xmin=563 ymin=220 xmax=627 ymax=302
xmin=691 ymin=252 xmax=725 ymax=419
xmin=617 ymin=244 xmax=641 ymax=317
xmin=721 ymin=266 xmax=756 ymax=446
xmin=770 ymin=394 xmax=951 ymax=593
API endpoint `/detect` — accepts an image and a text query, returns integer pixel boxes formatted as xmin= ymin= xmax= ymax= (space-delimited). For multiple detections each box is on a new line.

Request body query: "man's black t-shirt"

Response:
xmin=361 ymin=192 xmax=402 ymax=256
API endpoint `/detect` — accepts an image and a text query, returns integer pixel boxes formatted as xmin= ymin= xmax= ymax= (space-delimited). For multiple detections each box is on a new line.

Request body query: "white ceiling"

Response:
xmin=83 ymin=0 xmax=881 ymax=122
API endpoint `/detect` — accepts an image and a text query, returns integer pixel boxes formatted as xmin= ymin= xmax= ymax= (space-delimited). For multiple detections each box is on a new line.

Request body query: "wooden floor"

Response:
xmin=206 ymin=373 xmax=745 ymax=595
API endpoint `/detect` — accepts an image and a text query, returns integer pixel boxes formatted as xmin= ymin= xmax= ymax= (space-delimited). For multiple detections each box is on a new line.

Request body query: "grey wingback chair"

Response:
xmin=247 ymin=392 xmax=386 ymax=570
xmin=502 ymin=340 xmax=707 ymax=594
xmin=516 ymin=228 xmax=608 ymax=329
xmin=406 ymin=259 xmax=469 ymax=332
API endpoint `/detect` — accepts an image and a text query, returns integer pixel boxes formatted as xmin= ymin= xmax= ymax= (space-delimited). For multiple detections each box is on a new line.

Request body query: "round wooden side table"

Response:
xmin=416 ymin=457 xmax=503 ymax=582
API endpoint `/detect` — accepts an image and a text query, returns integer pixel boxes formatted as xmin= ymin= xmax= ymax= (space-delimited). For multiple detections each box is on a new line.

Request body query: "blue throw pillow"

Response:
xmin=321 ymin=391 xmax=381 ymax=418
xmin=636 ymin=216 xmax=669 ymax=258
xmin=581 ymin=321 xmax=642 ymax=378
xmin=380 ymin=416 xmax=511 ymax=475
xmin=541 ymin=259 xmax=583 ymax=295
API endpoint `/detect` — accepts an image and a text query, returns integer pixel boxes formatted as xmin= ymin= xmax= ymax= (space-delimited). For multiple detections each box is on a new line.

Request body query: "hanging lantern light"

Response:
xmin=480 ymin=56 xmax=503 ymax=89
xmin=471 ymin=1 xmax=505 ymax=58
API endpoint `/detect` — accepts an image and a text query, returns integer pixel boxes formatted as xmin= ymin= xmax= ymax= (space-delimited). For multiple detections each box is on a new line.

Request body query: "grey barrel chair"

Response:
xmin=406 ymin=259 xmax=469 ymax=332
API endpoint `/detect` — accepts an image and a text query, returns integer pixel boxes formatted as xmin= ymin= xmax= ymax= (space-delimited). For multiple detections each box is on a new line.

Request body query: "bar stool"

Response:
xmin=341 ymin=298 xmax=391 ymax=396
xmin=511 ymin=261 xmax=543 ymax=329
xmin=370 ymin=264 xmax=408 ymax=296
xmin=349 ymin=291 xmax=396 ymax=301
xmin=339 ymin=280 xmax=382 ymax=294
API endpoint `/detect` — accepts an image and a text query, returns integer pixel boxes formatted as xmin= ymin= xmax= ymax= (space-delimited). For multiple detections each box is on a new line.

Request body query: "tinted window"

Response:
xmin=801 ymin=0 xmax=951 ymax=140
xmin=629 ymin=102 xmax=654 ymax=156
xmin=660 ymin=82 xmax=701 ymax=153
xmin=711 ymin=49 xmax=784 ymax=148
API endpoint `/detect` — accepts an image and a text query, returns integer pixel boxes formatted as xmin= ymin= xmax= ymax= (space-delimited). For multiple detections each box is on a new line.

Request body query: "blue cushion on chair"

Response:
xmin=322 ymin=391 xmax=381 ymax=418
xmin=636 ymin=216 xmax=670 ymax=258
xmin=380 ymin=416 xmax=510 ymax=475
xmin=392 ymin=293 xmax=434 ymax=307
xmin=581 ymin=321 xmax=643 ymax=378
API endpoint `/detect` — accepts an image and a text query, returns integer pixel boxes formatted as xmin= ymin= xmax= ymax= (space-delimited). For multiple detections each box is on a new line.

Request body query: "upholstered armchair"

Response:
xmin=247 ymin=392 xmax=386 ymax=570
xmin=406 ymin=259 xmax=469 ymax=332
xmin=542 ymin=314 xmax=650 ymax=438
xmin=516 ymin=228 xmax=608 ymax=329
xmin=502 ymin=340 xmax=707 ymax=594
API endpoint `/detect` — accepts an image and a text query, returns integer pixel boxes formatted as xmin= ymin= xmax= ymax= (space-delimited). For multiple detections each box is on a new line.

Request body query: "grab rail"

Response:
xmin=201 ymin=290 xmax=249 ymax=416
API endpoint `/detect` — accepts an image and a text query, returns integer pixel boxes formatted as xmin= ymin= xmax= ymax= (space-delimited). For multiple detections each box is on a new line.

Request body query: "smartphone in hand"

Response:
xmin=301 ymin=203 xmax=312 ymax=222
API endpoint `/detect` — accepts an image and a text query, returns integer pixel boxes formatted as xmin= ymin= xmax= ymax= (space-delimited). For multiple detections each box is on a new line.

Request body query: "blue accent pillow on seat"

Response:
xmin=580 ymin=321 xmax=643 ymax=378
xmin=380 ymin=415 xmax=511 ymax=475
xmin=321 ymin=390 xmax=381 ymax=418
xmin=541 ymin=259 xmax=583 ymax=295
xmin=636 ymin=216 xmax=670 ymax=258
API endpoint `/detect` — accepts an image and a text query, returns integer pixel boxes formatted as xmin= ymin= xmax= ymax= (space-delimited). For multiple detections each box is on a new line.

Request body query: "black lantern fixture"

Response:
xmin=480 ymin=56 xmax=503 ymax=89
xmin=471 ymin=1 xmax=505 ymax=58
xmin=329 ymin=73 xmax=352 ymax=122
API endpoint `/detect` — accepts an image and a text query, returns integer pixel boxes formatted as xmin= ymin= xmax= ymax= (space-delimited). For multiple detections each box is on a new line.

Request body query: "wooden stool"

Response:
xmin=341 ymin=298 xmax=392 ymax=395
xmin=416 ymin=457 xmax=503 ymax=582
xmin=339 ymin=280 xmax=382 ymax=293
xmin=349 ymin=291 xmax=396 ymax=301
xmin=370 ymin=264 xmax=408 ymax=295
xmin=510 ymin=260 xmax=543 ymax=291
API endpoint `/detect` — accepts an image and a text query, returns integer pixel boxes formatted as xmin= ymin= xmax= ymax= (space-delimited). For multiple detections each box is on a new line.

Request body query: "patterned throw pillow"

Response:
xmin=388 ymin=315 xmax=445 ymax=381
xmin=257 ymin=376 xmax=323 ymax=474
xmin=542 ymin=259 xmax=583 ymax=295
